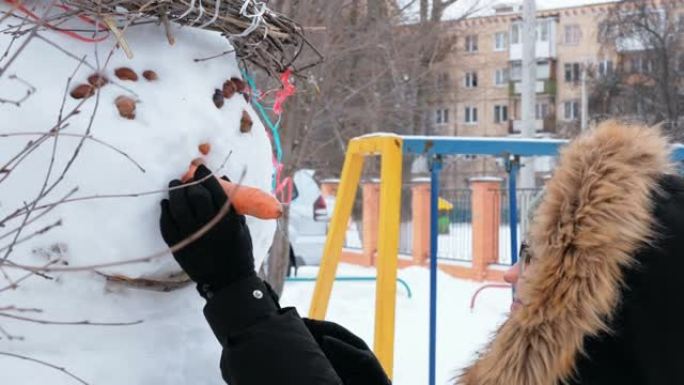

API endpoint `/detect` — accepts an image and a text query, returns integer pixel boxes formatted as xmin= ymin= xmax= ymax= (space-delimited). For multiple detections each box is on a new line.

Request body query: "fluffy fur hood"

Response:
xmin=458 ymin=122 xmax=674 ymax=385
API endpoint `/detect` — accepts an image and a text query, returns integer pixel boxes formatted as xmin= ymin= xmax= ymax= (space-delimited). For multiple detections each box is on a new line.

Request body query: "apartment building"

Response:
xmin=433 ymin=1 xmax=627 ymax=140
xmin=434 ymin=1 xmax=625 ymax=187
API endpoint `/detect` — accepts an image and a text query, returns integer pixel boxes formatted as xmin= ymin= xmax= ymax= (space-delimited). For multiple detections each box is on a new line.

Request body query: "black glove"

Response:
xmin=304 ymin=318 xmax=392 ymax=385
xmin=159 ymin=164 xmax=255 ymax=298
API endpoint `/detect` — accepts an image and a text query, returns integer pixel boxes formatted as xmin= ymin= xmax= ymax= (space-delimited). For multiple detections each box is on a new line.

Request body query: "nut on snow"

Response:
xmin=115 ymin=67 xmax=139 ymax=81
xmin=222 ymin=80 xmax=236 ymax=99
xmin=231 ymin=77 xmax=246 ymax=93
xmin=70 ymin=84 xmax=95 ymax=99
xmin=115 ymin=96 xmax=136 ymax=119
xmin=143 ymin=70 xmax=158 ymax=81
xmin=213 ymin=89 xmax=225 ymax=109
xmin=87 ymin=74 xmax=108 ymax=88
xmin=240 ymin=110 xmax=253 ymax=133
xmin=198 ymin=143 xmax=211 ymax=156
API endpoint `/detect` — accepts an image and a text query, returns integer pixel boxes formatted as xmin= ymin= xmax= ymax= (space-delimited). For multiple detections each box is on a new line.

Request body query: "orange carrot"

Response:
xmin=181 ymin=161 xmax=283 ymax=220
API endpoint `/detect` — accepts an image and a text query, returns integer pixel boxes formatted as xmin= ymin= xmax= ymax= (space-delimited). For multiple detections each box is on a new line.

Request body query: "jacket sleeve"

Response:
xmin=627 ymin=175 xmax=684 ymax=385
xmin=203 ymin=275 xmax=343 ymax=385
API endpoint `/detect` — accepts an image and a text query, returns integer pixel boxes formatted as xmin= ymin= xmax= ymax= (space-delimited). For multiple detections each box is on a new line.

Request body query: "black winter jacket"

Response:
xmin=203 ymin=276 xmax=343 ymax=385
xmin=570 ymin=174 xmax=684 ymax=385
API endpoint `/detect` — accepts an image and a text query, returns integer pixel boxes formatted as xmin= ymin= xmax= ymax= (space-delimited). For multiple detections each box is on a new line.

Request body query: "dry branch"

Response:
xmin=0 ymin=351 xmax=91 ymax=385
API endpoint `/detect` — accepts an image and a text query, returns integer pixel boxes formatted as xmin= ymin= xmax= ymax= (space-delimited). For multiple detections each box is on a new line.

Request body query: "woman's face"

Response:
xmin=503 ymin=262 xmax=524 ymax=312
xmin=503 ymin=243 xmax=531 ymax=312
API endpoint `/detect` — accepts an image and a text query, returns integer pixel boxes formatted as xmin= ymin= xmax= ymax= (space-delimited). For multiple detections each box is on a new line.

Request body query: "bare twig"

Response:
xmin=0 ymin=312 xmax=142 ymax=326
xmin=0 ymin=219 xmax=63 ymax=254
xmin=194 ymin=49 xmax=236 ymax=62
xmin=1 ymin=152 xmax=231 ymax=225
xmin=0 ymin=74 xmax=36 ymax=106
xmin=0 ymin=259 xmax=60 ymax=293
xmin=0 ymin=0 xmax=59 ymax=79
xmin=0 ymin=325 xmax=24 ymax=340
xmin=0 ymin=305 xmax=42 ymax=313
xmin=0 ymin=132 xmax=146 ymax=173
xmin=0 ymin=188 xmax=77 ymax=235
xmin=0 ymin=352 xmax=90 ymax=385
xmin=4 ymin=168 xmax=247 ymax=273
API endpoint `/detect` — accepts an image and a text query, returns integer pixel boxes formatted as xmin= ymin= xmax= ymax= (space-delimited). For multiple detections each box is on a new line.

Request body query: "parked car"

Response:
xmin=288 ymin=170 xmax=331 ymax=266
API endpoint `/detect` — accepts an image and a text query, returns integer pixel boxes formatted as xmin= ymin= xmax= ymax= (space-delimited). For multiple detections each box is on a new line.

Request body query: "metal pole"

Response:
xmin=581 ymin=63 xmax=589 ymax=132
xmin=520 ymin=0 xmax=537 ymax=188
xmin=508 ymin=156 xmax=520 ymax=266
xmin=428 ymin=156 xmax=442 ymax=385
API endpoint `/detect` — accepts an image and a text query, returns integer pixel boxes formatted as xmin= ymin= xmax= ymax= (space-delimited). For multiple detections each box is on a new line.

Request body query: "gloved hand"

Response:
xmin=304 ymin=318 xmax=392 ymax=385
xmin=159 ymin=164 xmax=255 ymax=298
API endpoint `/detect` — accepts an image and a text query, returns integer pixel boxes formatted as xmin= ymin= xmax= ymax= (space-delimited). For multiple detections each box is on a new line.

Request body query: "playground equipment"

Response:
xmin=286 ymin=276 xmax=413 ymax=299
xmin=308 ymin=134 xmax=684 ymax=385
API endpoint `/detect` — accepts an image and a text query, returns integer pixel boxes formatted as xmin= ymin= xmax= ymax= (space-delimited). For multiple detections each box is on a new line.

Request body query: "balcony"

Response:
xmin=510 ymin=79 xmax=556 ymax=96
xmin=509 ymin=18 xmax=557 ymax=61
xmin=509 ymin=117 xmax=557 ymax=134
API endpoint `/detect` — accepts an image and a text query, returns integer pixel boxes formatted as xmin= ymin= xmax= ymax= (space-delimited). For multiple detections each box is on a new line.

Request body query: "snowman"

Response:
xmin=0 ymin=3 xmax=280 ymax=383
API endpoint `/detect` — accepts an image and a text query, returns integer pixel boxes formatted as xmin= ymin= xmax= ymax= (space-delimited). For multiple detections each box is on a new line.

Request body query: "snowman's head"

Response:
xmin=0 ymin=21 xmax=276 ymax=278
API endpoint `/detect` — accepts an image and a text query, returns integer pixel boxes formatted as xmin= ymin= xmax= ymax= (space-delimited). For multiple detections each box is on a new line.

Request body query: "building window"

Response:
xmin=511 ymin=24 xmax=521 ymax=44
xmin=678 ymin=14 xmax=684 ymax=32
xmin=536 ymin=102 xmax=549 ymax=120
xmin=464 ymin=71 xmax=478 ymax=88
xmin=630 ymin=57 xmax=654 ymax=73
xmin=564 ymin=24 xmax=581 ymax=45
xmin=494 ymin=105 xmax=508 ymax=123
xmin=465 ymin=35 xmax=478 ymax=52
xmin=564 ymin=101 xmax=580 ymax=121
xmin=436 ymin=72 xmax=450 ymax=92
xmin=537 ymin=20 xmax=550 ymax=42
xmin=598 ymin=60 xmax=614 ymax=77
xmin=494 ymin=32 xmax=508 ymax=51
xmin=678 ymin=54 xmax=684 ymax=73
xmin=465 ymin=106 xmax=478 ymax=124
xmin=510 ymin=61 xmax=522 ymax=81
xmin=565 ymin=63 xmax=581 ymax=82
xmin=494 ymin=68 xmax=510 ymax=86
xmin=435 ymin=108 xmax=449 ymax=125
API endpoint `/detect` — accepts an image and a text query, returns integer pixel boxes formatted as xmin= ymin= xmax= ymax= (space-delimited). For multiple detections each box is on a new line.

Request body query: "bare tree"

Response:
xmin=595 ymin=0 xmax=684 ymax=140
xmin=256 ymin=0 xmax=474 ymax=293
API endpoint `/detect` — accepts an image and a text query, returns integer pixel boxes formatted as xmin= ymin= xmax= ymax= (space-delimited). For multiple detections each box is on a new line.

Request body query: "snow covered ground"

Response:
xmin=283 ymin=264 xmax=511 ymax=385
xmin=1 ymin=263 xmax=510 ymax=385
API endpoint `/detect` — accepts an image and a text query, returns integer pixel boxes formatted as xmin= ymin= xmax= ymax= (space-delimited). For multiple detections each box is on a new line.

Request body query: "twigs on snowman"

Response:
xmin=0 ymin=259 xmax=61 ymax=293
xmin=0 ymin=0 xmax=59 ymax=79
xmin=0 ymin=132 xmax=146 ymax=173
xmin=0 ymin=312 xmax=143 ymax=326
xmin=0 ymin=352 xmax=91 ymax=385
xmin=1 ymin=152 xmax=232 ymax=229
xmin=0 ymin=74 xmax=36 ymax=107
xmin=0 ymin=324 xmax=24 ymax=340
xmin=55 ymin=0 xmax=321 ymax=77
xmin=3 ymin=167 xmax=248 ymax=273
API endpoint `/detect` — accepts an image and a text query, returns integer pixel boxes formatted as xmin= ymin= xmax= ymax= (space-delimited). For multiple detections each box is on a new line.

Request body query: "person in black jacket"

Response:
xmin=159 ymin=164 xmax=390 ymax=385
xmin=459 ymin=121 xmax=684 ymax=385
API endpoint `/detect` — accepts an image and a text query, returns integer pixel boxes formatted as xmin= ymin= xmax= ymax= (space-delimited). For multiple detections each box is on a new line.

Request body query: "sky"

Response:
xmin=443 ymin=0 xmax=621 ymax=20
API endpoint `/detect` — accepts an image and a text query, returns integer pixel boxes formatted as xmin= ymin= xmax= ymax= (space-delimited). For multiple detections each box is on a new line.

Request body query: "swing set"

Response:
xmin=307 ymin=134 xmax=684 ymax=385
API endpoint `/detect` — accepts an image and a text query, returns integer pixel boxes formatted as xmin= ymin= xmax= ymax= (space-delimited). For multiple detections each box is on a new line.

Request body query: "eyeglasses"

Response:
xmin=518 ymin=241 xmax=533 ymax=274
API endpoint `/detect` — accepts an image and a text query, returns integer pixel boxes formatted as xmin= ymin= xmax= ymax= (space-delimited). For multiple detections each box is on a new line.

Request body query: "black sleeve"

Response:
xmin=627 ymin=175 xmax=684 ymax=385
xmin=203 ymin=275 xmax=343 ymax=385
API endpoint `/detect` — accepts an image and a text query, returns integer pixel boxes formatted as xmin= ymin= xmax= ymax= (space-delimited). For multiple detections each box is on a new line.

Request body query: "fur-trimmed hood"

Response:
xmin=458 ymin=122 xmax=674 ymax=385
